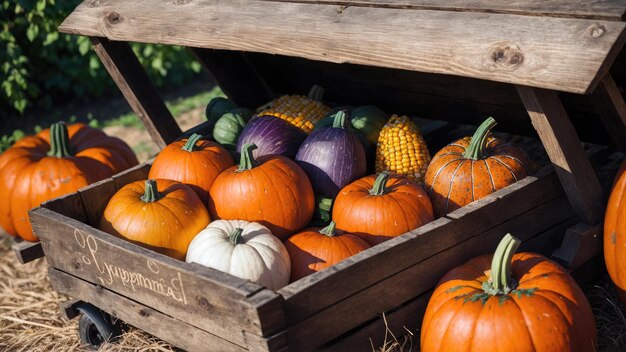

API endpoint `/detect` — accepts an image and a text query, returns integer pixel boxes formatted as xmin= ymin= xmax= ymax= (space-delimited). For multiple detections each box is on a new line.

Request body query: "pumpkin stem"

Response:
xmin=308 ymin=85 xmax=324 ymax=102
xmin=332 ymin=110 xmax=350 ymax=129
xmin=141 ymin=179 xmax=161 ymax=203
xmin=369 ymin=172 xmax=390 ymax=196
xmin=483 ymin=233 xmax=521 ymax=295
xmin=181 ymin=133 xmax=203 ymax=152
xmin=319 ymin=221 xmax=337 ymax=237
xmin=463 ymin=117 xmax=497 ymax=160
xmin=229 ymin=228 xmax=244 ymax=244
xmin=47 ymin=122 xmax=72 ymax=158
xmin=237 ymin=143 xmax=258 ymax=172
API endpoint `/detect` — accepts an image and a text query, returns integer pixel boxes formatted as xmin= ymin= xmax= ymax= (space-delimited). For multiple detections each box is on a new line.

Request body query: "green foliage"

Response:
xmin=0 ymin=0 xmax=202 ymax=117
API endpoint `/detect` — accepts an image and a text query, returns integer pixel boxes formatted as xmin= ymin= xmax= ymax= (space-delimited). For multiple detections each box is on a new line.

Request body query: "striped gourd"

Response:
xmin=375 ymin=115 xmax=431 ymax=183
xmin=258 ymin=85 xmax=331 ymax=134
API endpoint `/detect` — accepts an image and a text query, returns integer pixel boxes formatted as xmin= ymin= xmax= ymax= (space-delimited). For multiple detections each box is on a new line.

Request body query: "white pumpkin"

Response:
xmin=186 ymin=219 xmax=291 ymax=290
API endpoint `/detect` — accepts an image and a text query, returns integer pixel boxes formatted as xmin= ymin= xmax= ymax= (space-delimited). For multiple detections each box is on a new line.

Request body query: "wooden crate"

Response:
xmin=30 ymin=117 xmax=613 ymax=351
xmin=26 ymin=0 xmax=626 ymax=350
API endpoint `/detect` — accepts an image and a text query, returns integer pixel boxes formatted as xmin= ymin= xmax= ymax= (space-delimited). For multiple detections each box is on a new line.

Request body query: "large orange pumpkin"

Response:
xmin=604 ymin=161 xmax=626 ymax=303
xmin=0 ymin=122 xmax=138 ymax=241
xmin=284 ymin=221 xmax=370 ymax=281
xmin=99 ymin=179 xmax=210 ymax=260
xmin=421 ymin=234 xmax=597 ymax=352
xmin=333 ymin=172 xmax=434 ymax=245
xmin=424 ymin=117 xmax=531 ymax=217
xmin=209 ymin=143 xmax=314 ymax=240
xmin=148 ymin=133 xmax=234 ymax=203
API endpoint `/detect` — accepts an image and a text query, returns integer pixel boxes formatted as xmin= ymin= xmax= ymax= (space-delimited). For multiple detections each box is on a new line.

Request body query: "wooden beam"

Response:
xmin=90 ymin=37 xmax=180 ymax=149
xmin=261 ymin=0 xmax=626 ymax=21
xmin=58 ymin=1 xmax=626 ymax=94
xmin=516 ymin=85 xmax=604 ymax=224
xmin=192 ymin=48 xmax=274 ymax=108
xmin=591 ymin=75 xmax=626 ymax=152
xmin=552 ymin=223 xmax=603 ymax=270
xmin=11 ymin=239 xmax=44 ymax=264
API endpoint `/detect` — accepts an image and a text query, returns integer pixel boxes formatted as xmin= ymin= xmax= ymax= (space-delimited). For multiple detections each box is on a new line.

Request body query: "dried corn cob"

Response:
xmin=375 ymin=115 xmax=431 ymax=183
xmin=258 ymin=85 xmax=331 ymax=134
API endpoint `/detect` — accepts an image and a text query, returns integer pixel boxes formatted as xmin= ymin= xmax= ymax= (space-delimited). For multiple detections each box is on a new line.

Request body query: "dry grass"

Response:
xmin=0 ymin=235 xmax=176 ymax=351
xmin=3 ymin=232 xmax=626 ymax=351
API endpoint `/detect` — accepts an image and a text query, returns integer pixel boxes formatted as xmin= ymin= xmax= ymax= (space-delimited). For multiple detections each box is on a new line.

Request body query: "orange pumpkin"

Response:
xmin=284 ymin=221 xmax=370 ymax=281
xmin=421 ymin=234 xmax=597 ymax=352
xmin=333 ymin=172 xmax=434 ymax=245
xmin=148 ymin=133 xmax=234 ymax=203
xmin=604 ymin=161 xmax=626 ymax=304
xmin=209 ymin=143 xmax=314 ymax=240
xmin=424 ymin=117 xmax=531 ymax=217
xmin=0 ymin=122 xmax=138 ymax=241
xmin=99 ymin=179 xmax=210 ymax=260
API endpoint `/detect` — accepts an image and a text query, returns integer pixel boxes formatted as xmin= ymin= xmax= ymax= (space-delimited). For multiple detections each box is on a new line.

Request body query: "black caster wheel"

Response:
xmin=76 ymin=303 xmax=121 ymax=349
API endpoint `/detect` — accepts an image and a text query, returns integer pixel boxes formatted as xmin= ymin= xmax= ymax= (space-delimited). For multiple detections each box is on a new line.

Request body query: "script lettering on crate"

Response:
xmin=73 ymin=229 xmax=187 ymax=305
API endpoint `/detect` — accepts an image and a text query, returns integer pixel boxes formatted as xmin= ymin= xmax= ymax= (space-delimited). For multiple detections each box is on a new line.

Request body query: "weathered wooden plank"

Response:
xmin=29 ymin=207 xmax=272 ymax=344
xmin=286 ymin=195 xmax=573 ymax=350
xmin=111 ymin=161 xmax=151 ymax=190
xmin=11 ymin=239 xmax=44 ymax=264
xmin=517 ymin=86 xmax=605 ymax=224
xmin=279 ymin=171 xmax=563 ymax=323
xmin=90 ymin=37 xmax=181 ymax=149
xmin=40 ymin=192 xmax=88 ymax=223
xmin=192 ymin=48 xmax=274 ymax=108
xmin=58 ymin=1 xmax=626 ymax=94
xmin=592 ymin=75 xmax=626 ymax=152
xmin=323 ymin=292 xmax=431 ymax=352
xmin=552 ymin=223 xmax=603 ymax=270
xmin=77 ymin=178 xmax=116 ymax=227
xmin=49 ymin=268 xmax=248 ymax=352
xmin=262 ymin=0 xmax=626 ymax=21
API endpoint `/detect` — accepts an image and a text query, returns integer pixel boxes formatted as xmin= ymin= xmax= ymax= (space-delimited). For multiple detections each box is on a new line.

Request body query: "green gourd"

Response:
xmin=212 ymin=108 xmax=253 ymax=148
xmin=205 ymin=97 xmax=237 ymax=130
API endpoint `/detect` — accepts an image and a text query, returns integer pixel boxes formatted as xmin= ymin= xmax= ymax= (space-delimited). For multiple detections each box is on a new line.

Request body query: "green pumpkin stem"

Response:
xmin=369 ymin=172 xmax=390 ymax=196
xmin=483 ymin=233 xmax=521 ymax=295
xmin=463 ymin=117 xmax=497 ymax=160
xmin=182 ymin=133 xmax=203 ymax=152
xmin=332 ymin=110 xmax=349 ymax=129
xmin=229 ymin=228 xmax=244 ymax=244
xmin=47 ymin=122 xmax=72 ymax=158
xmin=308 ymin=85 xmax=324 ymax=102
xmin=237 ymin=143 xmax=258 ymax=172
xmin=319 ymin=221 xmax=337 ymax=237
xmin=141 ymin=179 xmax=161 ymax=203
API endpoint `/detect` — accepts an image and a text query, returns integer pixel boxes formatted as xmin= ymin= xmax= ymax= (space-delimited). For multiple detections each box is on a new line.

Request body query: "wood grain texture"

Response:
xmin=90 ymin=37 xmax=181 ymax=149
xmin=49 ymin=269 xmax=248 ymax=352
xmin=262 ymin=0 xmax=626 ymax=21
xmin=30 ymin=207 xmax=277 ymax=343
xmin=279 ymin=171 xmax=564 ymax=325
xmin=286 ymin=196 xmax=574 ymax=351
xmin=517 ymin=85 xmax=605 ymax=224
xmin=11 ymin=238 xmax=44 ymax=264
xmin=58 ymin=0 xmax=626 ymax=93
xmin=592 ymin=75 xmax=626 ymax=151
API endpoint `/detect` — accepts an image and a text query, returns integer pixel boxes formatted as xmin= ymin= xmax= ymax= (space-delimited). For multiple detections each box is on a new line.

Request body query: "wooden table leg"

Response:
xmin=591 ymin=74 xmax=626 ymax=152
xmin=516 ymin=85 xmax=604 ymax=225
xmin=91 ymin=37 xmax=181 ymax=149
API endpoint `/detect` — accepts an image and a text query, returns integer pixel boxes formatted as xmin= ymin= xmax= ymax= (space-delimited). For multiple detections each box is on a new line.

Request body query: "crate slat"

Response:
xmin=58 ymin=0 xmax=626 ymax=94
xmin=11 ymin=239 xmax=44 ymax=264
xmin=48 ymin=268 xmax=249 ymax=352
xmin=285 ymin=195 xmax=574 ymax=350
xmin=278 ymin=170 xmax=563 ymax=323
xmin=261 ymin=0 xmax=626 ymax=21
xmin=29 ymin=207 xmax=277 ymax=344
